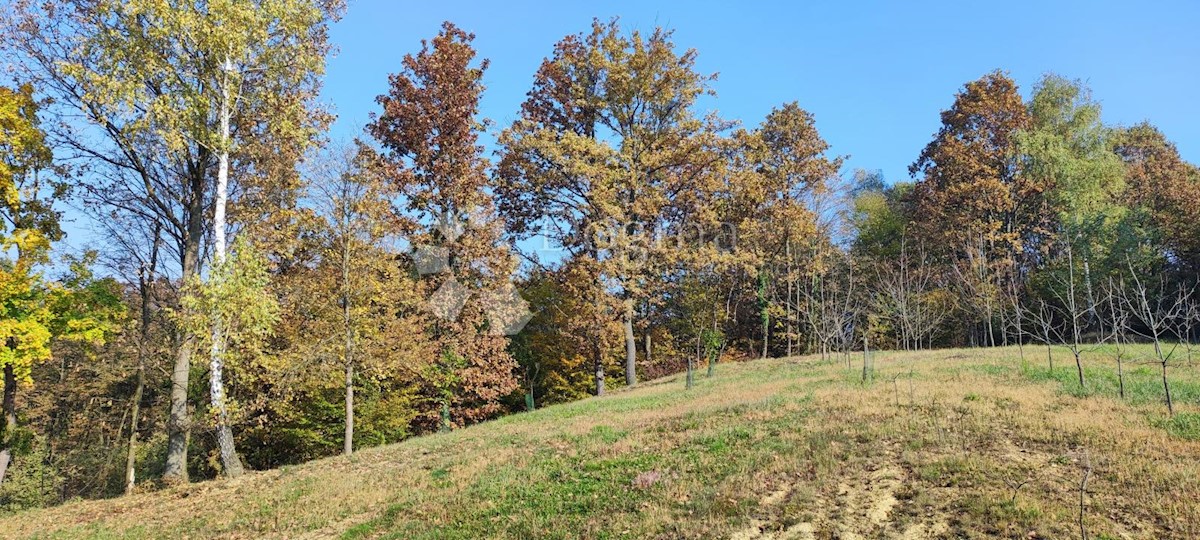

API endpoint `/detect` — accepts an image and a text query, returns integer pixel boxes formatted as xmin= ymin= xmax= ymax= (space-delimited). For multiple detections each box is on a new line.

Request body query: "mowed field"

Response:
xmin=4 ymin=345 xmax=1200 ymax=539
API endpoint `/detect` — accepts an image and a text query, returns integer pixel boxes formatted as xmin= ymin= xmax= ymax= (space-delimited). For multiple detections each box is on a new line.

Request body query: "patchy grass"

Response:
xmin=1153 ymin=412 xmax=1200 ymax=441
xmin=4 ymin=346 xmax=1200 ymax=539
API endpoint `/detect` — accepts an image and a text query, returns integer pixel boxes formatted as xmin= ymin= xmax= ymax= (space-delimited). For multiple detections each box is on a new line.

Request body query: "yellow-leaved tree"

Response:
xmin=1 ymin=84 xmax=124 ymax=488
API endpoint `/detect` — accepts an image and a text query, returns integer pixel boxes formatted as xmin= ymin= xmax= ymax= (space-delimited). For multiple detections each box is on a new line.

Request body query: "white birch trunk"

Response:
xmin=210 ymin=55 xmax=243 ymax=477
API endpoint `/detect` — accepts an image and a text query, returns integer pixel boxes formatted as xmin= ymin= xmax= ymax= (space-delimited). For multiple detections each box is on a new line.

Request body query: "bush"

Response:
xmin=0 ymin=432 xmax=63 ymax=513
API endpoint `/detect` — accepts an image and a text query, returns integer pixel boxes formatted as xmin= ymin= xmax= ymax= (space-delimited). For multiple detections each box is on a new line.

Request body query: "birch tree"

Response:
xmin=1018 ymin=75 xmax=1125 ymax=336
xmin=4 ymin=0 xmax=342 ymax=481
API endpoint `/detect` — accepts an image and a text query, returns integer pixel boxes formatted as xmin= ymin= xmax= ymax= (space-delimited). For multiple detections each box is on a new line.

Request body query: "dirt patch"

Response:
xmin=901 ymin=520 xmax=949 ymax=539
xmin=831 ymin=464 xmax=905 ymax=539
xmin=731 ymin=463 xmax=911 ymax=540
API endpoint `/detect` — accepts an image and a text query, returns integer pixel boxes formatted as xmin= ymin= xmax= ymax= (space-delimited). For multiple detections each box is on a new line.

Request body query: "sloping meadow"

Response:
xmin=5 ymin=345 xmax=1200 ymax=539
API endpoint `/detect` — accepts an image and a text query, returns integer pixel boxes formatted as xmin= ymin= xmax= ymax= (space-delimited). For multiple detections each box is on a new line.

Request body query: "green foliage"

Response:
xmin=181 ymin=237 xmax=279 ymax=368
xmin=850 ymin=181 xmax=913 ymax=261
xmin=509 ymin=267 xmax=618 ymax=406
xmin=49 ymin=253 xmax=126 ymax=349
xmin=69 ymin=0 xmax=343 ymax=156
xmin=0 ymin=433 xmax=61 ymax=513
xmin=1018 ymin=75 xmax=1127 ymax=279
xmin=239 ymin=382 xmax=420 ymax=468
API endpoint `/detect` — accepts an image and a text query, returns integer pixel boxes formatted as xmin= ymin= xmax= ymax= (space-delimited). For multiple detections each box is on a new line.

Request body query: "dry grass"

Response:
xmin=4 ymin=345 xmax=1200 ymax=539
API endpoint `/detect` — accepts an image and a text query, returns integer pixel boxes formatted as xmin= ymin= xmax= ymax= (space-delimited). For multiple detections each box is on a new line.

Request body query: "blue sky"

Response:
xmin=322 ymin=0 xmax=1199 ymax=184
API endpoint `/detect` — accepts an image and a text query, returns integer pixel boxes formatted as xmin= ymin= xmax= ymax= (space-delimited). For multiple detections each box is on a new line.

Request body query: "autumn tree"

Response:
xmin=302 ymin=142 xmax=427 ymax=455
xmin=729 ymin=103 xmax=843 ymax=358
xmin=368 ymin=22 xmax=519 ymax=428
xmin=911 ymin=71 xmax=1041 ymax=258
xmin=3 ymin=1 xmax=211 ymax=481
xmin=495 ymin=19 xmax=718 ymax=392
xmin=672 ymin=175 xmax=743 ymax=380
xmin=1113 ymin=123 xmax=1200 ymax=272
xmin=510 ymin=264 xmax=622 ymax=404
xmin=910 ymin=71 xmax=1042 ymax=344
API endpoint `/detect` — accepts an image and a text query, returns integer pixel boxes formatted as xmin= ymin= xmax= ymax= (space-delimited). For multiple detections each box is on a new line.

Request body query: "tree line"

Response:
xmin=0 ymin=3 xmax=1197 ymax=510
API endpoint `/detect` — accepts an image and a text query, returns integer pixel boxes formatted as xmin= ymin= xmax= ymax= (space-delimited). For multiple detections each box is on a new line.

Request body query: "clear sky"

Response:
xmin=322 ymin=0 xmax=1199 ymax=184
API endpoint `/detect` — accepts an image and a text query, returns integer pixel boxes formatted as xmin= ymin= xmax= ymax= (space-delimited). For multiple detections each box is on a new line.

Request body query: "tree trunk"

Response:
xmin=1155 ymin=339 xmax=1173 ymax=415
xmin=758 ymin=269 xmax=769 ymax=359
xmin=688 ymin=334 xmax=698 ymax=390
xmin=343 ymin=290 xmax=354 ymax=456
xmin=593 ymin=339 xmax=605 ymax=397
xmin=344 ymin=359 xmax=354 ymax=455
xmin=623 ymin=303 xmax=636 ymax=387
xmin=342 ymin=219 xmax=354 ymax=456
xmin=591 ymin=266 xmax=605 ymax=397
xmin=525 ymin=365 xmax=536 ymax=412
xmin=126 ymin=226 xmax=159 ymax=495
xmin=209 ymin=325 xmax=243 ymax=476
xmin=163 ymin=209 xmax=203 ymax=484
xmin=987 ymin=314 xmax=995 ymax=348
xmin=707 ymin=314 xmax=718 ymax=378
xmin=163 ymin=324 xmax=194 ymax=483
xmin=1162 ymin=360 xmax=1173 ymax=415
xmin=786 ymin=240 xmax=793 ymax=358
xmin=1083 ymin=258 xmax=1098 ymax=334
xmin=0 ymin=363 xmax=15 ymax=486
xmin=1117 ymin=355 xmax=1125 ymax=400
xmin=209 ymin=55 xmax=243 ymax=478
xmin=125 ymin=342 xmax=146 ymax=495
xmin=861 ymin=336 xmax=870 ymax=382
xmin=1074 ymin=351 xmax=1085 ymax=388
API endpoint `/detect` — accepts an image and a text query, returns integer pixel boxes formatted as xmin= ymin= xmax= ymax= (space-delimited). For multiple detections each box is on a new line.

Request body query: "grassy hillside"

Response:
xmin=5 ymin=346 xmax=1200 ymax=539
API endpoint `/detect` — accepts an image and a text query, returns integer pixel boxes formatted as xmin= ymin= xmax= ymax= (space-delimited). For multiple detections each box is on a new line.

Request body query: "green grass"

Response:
xmin=936 ymin=343 xmax=1200 ymax=410
xmin=1153 ymin=412 xmax=1200 ymax=440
